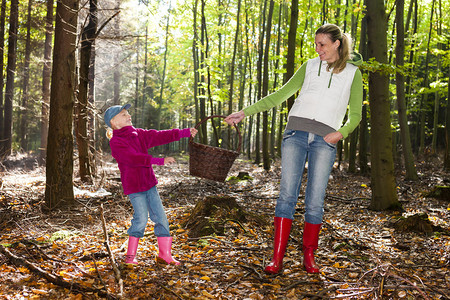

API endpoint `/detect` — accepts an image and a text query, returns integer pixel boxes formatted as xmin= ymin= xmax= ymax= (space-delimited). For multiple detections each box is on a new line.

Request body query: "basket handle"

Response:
xmin=190 ymin=115 xmax=242 ymax=153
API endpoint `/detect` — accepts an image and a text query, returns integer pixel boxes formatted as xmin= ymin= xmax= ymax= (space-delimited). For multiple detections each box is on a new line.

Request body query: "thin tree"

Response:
xmin=113 ymin=0 xmax=121 ymax=105
xmin=285 ymin=0 xmax=298 ymax=111
xmin=431 ymin=0 xmax=442 ymax=152
xmin=0 ymin=0 xmax=7 ymax=152
xmin=134 ymin=36 xmax=139 ymax=126
xmin=255 ymin=0 xmax=268 ymax=165
xmin=358 ymin=3 xmax=369 ymax=175
xmin=141 ymin=25 xmax=149 ymax=128
xmin=156 ymin=0 xmax=171 ymax=131
xmin=76 ymin=0 xmax=98 ymax=183
xmin=445 ymin=64 xmax=450 ymax=171
xmin=2 ymin=0 xmax=19 ymax=159
xmin=366 ymin=0 xmax=401 ymax=210
xmin=395 ymin=0 xmax=418 ymax=180
xmin=418 ymin=0 xmax=435 ymax=154
xmin=271 ymin=3 xmax=284 ymax=158
xmin=192 ymin=0 xmax=200 ymax=126
xmin=44 ymin=0 xmax=79 ymax=209
xmin=262 ymin=0 xmax=274 ymax=170
xmin=347 ymin=1 xmax=361 ymax=173
xmin=19 ymin=0 xmax=33 ymax=151
xmin=199 ymin=0 xmax=207 ymax=144
xmin=40 ymin=0 xmax=54 ymax=165
xmin=227 ymin=0 xmax=241 ymax=147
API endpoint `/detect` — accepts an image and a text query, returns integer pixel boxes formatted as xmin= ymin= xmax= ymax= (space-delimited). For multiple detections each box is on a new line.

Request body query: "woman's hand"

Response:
xmin=190 ymin=128 xmax=198 ymax=137
xmin=324 ymin=131 xmax=343 ymax=144
xmin=224 ymin=110 xmax=245 ymax=125
xmin=164 ymin=157 xmax=176 ymax=165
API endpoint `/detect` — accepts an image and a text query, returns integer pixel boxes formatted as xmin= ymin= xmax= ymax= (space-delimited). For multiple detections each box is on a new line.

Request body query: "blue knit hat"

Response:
xmin=104 ymin=104 xmax=131 ymax=128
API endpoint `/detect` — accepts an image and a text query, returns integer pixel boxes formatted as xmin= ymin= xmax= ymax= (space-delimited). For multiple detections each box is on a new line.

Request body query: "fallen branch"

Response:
xmin=19 ymin=239 xmax=93 ymax=278
xmin=100 ymin=204 xmax=124 ymax=298
xmin=388 ymin=273 xmax=430 ymax=300
xmin=0 ymin=244 xmax=113 ymax=299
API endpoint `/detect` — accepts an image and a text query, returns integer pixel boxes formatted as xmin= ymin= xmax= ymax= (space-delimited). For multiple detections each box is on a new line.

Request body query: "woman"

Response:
xmin=225 ymin=24 xmax=363 ymax=274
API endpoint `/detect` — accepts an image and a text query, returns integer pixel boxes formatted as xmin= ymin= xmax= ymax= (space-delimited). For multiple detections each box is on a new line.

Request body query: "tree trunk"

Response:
xmin=76 ymin=0 xmax=97 ymax=184
xmin=113 ymin=1 xmax=121 ymax=105
xmin=192 ymin=0 xmax=199 ymax=126
xmin=88 ymin=43 xmax=96 ymax=171
xmin=366 ymin=0 xmax=400 ymax=211
xmin=358 ymin=3 xmax=369 ymax=175
xmin=227 ymin=0 xmax=241 ymax=148
xmin=347 ymin=2 xmax=360 ymax=174
xmin=285 ymin=0 xmax=298 ymax=111
xmin=141 ymin=26 xmax=149 ymax=128
xmin=262 ymin=0 xmax=274 ymax=170
xmin=244 ymin=4 xmax=253 ymax=159
xmin=405 ymin=0 xmax=417 ymax=116
xmin=431 ymin=0 xmax=442 ymax=152
xmin=255 ymin=0 xmax=268 ymax=165
xmin=157 ymin=1 xmax=171 ymax=131
xmin=271 ymin=4 xmax=283 ymax=158
xmin=395 ymin=0 xmax=418 ymax=180
xmin=199 ymin=0 xmax=207 ymax=144
xmin=19 ymin=0 xmax=33 ymax=151
xmin=445 ymin=64 xmax=450 ymax=171
xmin=44 ymin=0 xmax=79 ymax=209
xmin=418 ymin=0 xmax=435 ymax=154
xmin=1 ymin=0 xmax=19 ymax=159
xmin=40 ymin=0 xmax=54 ymax=165
xmin=0 ymin=0 xmax=6 ymax=155
xmin=134 ymin=37 xmax=139 ymax=126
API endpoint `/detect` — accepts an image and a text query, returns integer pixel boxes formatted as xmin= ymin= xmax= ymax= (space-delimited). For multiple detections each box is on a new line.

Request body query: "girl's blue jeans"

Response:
xmin=275 ymin=130 xmax=337 ymax=224
xmin=127 ymin=186 xmax=171 ymax=238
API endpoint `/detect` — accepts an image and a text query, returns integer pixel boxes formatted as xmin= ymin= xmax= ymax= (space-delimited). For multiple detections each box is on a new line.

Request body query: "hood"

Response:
xmin=348 ymin=51 xmax=363 ymax=66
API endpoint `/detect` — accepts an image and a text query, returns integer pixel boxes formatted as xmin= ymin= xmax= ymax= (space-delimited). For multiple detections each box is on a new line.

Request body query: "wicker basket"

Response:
xmin=189 ymin=115 xmax=242 ymax=182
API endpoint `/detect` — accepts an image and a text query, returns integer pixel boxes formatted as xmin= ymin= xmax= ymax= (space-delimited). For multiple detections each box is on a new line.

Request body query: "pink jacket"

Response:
xmin=109 ymin=126 xmax=191 ymax=195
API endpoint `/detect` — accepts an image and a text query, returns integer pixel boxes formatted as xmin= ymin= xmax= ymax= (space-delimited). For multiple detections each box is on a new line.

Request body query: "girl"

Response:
xmin=104 ymin=103 xmax=197 ymax=265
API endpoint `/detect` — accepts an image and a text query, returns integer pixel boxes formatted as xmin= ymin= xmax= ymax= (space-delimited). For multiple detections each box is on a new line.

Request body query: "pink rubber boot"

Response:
xmin=124 ymin=236 xmax=139 ymax=265
xmin=156 ymin=237 xmax=180 ymax=265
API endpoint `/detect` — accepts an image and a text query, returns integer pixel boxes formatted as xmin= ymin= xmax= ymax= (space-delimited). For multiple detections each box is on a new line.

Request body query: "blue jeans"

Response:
xmin=275 ymin=130 xmax=337 ymax=224
xmin=127 ymin=186 xmax=171 ymax=238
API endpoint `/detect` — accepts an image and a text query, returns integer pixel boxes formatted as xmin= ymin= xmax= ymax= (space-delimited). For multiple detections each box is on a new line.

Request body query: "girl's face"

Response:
xmin=315 ymin=33 xmax=340 ymax=63
xmin=111 ymin=109 xmax=132 ymax=129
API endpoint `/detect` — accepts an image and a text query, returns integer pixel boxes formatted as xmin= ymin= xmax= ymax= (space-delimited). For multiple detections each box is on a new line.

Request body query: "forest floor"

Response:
xmin=0 ymin=152 xmax=449 ymax=300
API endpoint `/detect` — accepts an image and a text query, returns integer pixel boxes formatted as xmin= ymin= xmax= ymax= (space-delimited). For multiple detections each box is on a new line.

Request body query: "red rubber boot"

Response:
xmin=125 ymin=236 xmax=139 ymax=265
xmin=302 ymin=222 xmax=322 ymax=273
xmin=264 ymin=217 xmax=293 ymax=274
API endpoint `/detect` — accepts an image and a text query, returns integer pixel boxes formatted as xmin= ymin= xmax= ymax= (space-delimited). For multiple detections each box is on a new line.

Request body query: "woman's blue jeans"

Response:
xmin=275 ymin=130 xmax=337 ymax=224
xmin=127 ymin=186 xmax=171 ymax=238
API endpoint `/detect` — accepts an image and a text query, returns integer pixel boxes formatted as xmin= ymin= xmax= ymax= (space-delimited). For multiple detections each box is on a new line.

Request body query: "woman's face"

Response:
xmin=111 ymin=109 xmax=132 ymax=129
xmin=315 ymin=33 xmax=340 ymax=63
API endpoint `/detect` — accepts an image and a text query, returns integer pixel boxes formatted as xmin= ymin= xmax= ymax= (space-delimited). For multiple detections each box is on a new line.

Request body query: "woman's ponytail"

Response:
xmin=315 ymin=24 xmax=352 ymax=73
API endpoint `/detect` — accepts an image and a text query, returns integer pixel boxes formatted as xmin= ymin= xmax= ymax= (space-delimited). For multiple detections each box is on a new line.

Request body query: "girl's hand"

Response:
xmin=324 ymin=131 xmax=343 ymax=144
xmin=164 ymin=157 xmax=176 ymax=165
xmin=190 ymin=128 xmax=198 ymax=137
xmin=224 ymin=110 xmax=245 ymax=125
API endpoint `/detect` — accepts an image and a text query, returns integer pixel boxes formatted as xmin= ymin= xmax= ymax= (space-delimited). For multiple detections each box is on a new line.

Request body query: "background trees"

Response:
xmin=0 ymin=0 xmax=449 ymax=211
